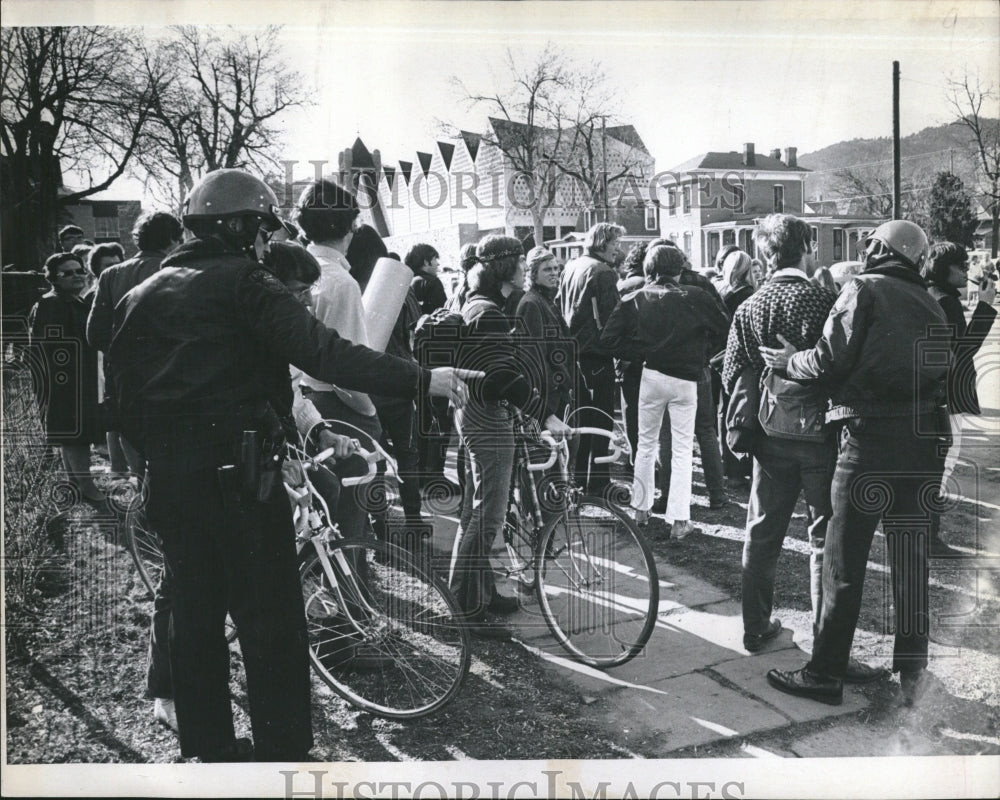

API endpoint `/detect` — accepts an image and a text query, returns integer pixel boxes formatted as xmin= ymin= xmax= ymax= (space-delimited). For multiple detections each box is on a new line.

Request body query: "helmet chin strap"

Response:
xmin=220 ymin=216 xmax=266 ymax=260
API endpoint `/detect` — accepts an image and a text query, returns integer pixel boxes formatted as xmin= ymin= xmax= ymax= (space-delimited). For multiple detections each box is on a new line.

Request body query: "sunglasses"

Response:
xmin=57 ymin=268 xmax=87 ymax=277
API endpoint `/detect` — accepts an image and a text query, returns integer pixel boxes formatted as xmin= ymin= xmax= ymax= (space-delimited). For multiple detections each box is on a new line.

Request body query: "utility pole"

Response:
xmin=892 ymin=61 xmax=901 ymax=220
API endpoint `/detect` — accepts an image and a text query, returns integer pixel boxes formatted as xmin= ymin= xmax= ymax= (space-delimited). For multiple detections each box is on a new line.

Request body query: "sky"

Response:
xmin=5 ymin=0 xmax=999 ymax=203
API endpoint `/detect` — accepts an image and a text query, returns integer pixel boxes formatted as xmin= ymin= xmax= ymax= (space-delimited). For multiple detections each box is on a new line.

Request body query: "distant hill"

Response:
xmin=798 ymin=120 xmax=997 ymax=209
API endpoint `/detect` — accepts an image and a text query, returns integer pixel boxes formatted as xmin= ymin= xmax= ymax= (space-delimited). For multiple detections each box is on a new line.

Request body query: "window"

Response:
xmin=773 ymin=185 xmax=784 ymax=213
xmin=644 ymin=205 xmax=657 ymax=231
xmin=810 ymin=226 xmax=818 ymax=246
xmin=722 ymin=229 xmax=736 ymax=246
xmin=833 ymin=228 xmax=844 ymax=261
xmin=93 ymin=216 xmax=120 ymax=239
xmin=739 ymin=229 xmax=754 ymax=253
xmin=682 ymin=185 xmax=691 ymax=214
xmin=584 ymin=208 xmax=594 ymax=230
xmin=667 ymin=188 xmax=677 ymax=216
xmin=683 ymin=231 xmax=692 ymax=256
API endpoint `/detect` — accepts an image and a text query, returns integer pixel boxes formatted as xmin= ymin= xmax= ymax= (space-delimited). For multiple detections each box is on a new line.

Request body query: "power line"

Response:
xmin=804 ymin=148 xmax=966 ymax=176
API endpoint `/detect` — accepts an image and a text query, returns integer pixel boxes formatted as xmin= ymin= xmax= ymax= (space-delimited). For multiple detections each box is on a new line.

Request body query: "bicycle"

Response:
xmin=119 ymin=428 xmax=471 ymax=719
xmin=499 ymin=410 xmax=659 ymax=669
xmin=285 ymin=431 xmax=471 ymax=719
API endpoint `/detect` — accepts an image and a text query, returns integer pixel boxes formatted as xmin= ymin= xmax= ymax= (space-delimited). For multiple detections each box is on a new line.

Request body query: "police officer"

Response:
xmin=108 ymin=169 xmax=479 ymax=762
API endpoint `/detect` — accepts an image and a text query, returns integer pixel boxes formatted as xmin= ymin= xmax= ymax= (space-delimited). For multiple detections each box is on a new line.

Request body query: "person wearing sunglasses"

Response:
xmin=29 ymin=252 xmax=106 ymax=507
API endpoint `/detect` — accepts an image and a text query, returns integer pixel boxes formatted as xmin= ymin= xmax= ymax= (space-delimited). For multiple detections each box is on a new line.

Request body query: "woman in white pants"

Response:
xmin=601 ymin=245 xmax=730 ymax=538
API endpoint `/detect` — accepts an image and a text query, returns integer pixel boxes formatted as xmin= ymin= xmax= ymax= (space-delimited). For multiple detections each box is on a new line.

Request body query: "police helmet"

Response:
xmin=183 ymin=169 xmax=294 ymax=234
xmin=862 ymin=220 xmax=929 ymax=272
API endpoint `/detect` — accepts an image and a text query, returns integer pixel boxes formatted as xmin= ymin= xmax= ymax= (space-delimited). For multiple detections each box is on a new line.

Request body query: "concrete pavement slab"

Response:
xmin=789 ymin=721 xmax=944 ymax=758
xmin=586 ymin=672 xmax=790 ymax=755
xmin=710 ymin=646 xmax=870 ymax=723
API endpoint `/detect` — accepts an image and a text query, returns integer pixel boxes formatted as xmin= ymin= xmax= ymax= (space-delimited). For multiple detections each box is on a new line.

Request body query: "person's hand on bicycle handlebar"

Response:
xmin=544 ymin=414 xmax=573 ymax=441
xmin=428 ymin=367 xmax=486 ymax=408
xmin=318 ymin=429 xmax=358 ymax=460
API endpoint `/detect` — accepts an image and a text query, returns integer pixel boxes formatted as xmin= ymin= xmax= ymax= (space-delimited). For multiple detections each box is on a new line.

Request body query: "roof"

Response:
xmin=416 ymin=151 xmax=433 ymax=177
xmin=437 ymin=141 xmax=455 ymax=170
xmin=350 ymin=137 xmax=376 ymax=169
xmin=604 ymin=125 xmax=649 ymax=153
xmin=460 ymin=130 xmax=481 ymax=161
xmin=398 ymin=160 xmax=413 ymax=184
xmin=668 ymin=151 xmax=810 ymax=173
xmin=383 ymin=165 xmax=396 ymax=189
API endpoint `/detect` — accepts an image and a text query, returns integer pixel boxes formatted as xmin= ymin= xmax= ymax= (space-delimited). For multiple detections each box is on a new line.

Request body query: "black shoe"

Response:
xmin=487 ymin=593 xmax=519 ymax=615
xmin=929 ymin=535 xmax=963 ymax=558
xmin=844 ymin=658 xmax=888 ymax=684
xmin=766 ymin=667 xmax=843 ymax=705
xmin=743 ymin=619 xmax=782 ymax=653
xmin=651 ymin=497 xmax=668 ymax=514
xmin=199 ymin=737 xmax=254 ymax=762
xmin=709 ymin=493 xmax=727 ymax=510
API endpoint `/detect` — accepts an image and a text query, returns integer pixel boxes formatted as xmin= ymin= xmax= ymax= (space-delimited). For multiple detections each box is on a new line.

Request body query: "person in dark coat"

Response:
xmin=107 ymin=169 xmax=479 ymax=762
xmin=30 ymin=252 xmax=104 ymax=506
xmin=923 ymin=241 xmax=997 ymax=555
xmin=615 ymin=242 xmax=649 ymax=470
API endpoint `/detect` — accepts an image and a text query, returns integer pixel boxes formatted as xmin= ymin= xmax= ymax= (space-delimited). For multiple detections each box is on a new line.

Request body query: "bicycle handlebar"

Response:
xmin=531 ymin=426 xmax=622 ymax=472
xmin=311 ymin=446 xmax=380 ymax=486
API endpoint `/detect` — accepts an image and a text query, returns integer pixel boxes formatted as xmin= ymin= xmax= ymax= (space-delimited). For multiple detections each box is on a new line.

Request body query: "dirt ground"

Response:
xmin=5 ymin=438 xmax=999 ymax=766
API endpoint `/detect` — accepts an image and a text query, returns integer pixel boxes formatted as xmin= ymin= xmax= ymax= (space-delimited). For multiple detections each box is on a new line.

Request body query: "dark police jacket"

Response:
xmin=556 ymin=254 xmax=620 ymax=360
xmin=107 ymin=238 xmax=427 ymax=452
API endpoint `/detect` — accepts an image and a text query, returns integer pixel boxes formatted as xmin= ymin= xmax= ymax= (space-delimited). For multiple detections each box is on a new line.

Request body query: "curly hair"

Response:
xmin=474 ymin=234 xmax=523 ymax=293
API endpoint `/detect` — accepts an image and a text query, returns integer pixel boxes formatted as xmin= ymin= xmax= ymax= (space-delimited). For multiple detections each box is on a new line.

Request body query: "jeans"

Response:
xmin=632 ymin=367 xmax=697 ymax=523
xmin=619 ymin=361 xmax=643 ymax=464
xmin=658 ymin=369 xmax=726 ymax=501
xmin=574 ymin=354 xmax=616 ymax=491
xmin=146 ymin=559 xmax=174 ymax=700
xmin=808 ymin=416 xmax=940 ymax=678
xmin=416 ymin=394 xmax=452 ymax=483
xmin=742 ymin=434 xmax=835 ymax=637
xmin=449 ymin=403 xmax=515 ymax=618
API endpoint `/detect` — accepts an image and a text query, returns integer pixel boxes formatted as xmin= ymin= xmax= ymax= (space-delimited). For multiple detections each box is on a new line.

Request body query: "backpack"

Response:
xmin=757 ymin=371 xmax=828 ymax=442
xmin=412 ymin=298 xmax=497 ymax=368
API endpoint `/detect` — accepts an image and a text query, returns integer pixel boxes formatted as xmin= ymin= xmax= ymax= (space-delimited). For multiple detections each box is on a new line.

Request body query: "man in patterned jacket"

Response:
xmin=722 ymin=214 xmax=883 ymax=684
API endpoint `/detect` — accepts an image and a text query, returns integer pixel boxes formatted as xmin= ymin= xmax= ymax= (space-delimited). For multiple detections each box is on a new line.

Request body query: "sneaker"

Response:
xmin=633 ymin=509 xmax=651 ymax=527
xmin=670 ymin=520 xmax=701 ymax=540
xmin=743 ymin=618 xmax=782 ymax=652
xmin=153 ymin=697 xmax=178 ymax=732
xmin=651 ymin=497 xmax=668 ymax=514
xmin=487 ymin=592 xmax=519 ymax=615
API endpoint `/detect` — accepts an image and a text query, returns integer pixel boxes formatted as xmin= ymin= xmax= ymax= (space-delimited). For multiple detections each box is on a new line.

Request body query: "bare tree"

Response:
xmin=546 ymin=61 xmax=647 ymax=222
xmin=136 ymin=26 xmax=309 ymax=211
xmin=947 ymin=72 xmax=1000 ymax=256
xmin=829 ymin=160 xmax=932 ymax=223
xmin=1 ymin=26 xmax=155 ymax=268
xmin=451 ymin=44 xmax=573 ymax=247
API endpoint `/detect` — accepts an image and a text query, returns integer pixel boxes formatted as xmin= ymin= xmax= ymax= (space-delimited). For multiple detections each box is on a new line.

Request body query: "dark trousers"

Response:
xmin=304 ymin=390 xmax=384 ymax=540
xmin=808 ymin=416 xmax=939 ymax=678
xmin=620 ymin=361 xmax=643 ymax=465
xmin=718 ymin=389 xmax=751 ymax=480
xmin=375 ymin=397 xmax=422 ymax=518
xmin=416 ymin=395 xmax=452 ymax=483
xmin=146 ymin=444 xmax=311 ymax=761
xmin=146 ymin=561 xmax=173 ymax=699
xmin=574 ymin=354 xmax=616 ymax=491
xmin=659 ymin=369 xmax=726 ymax=501
xmin=742 ymin=434 xmax=835 ymax=637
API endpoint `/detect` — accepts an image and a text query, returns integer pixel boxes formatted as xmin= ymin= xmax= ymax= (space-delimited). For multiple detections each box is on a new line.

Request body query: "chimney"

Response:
xmin=784 ymin=147 xmax=797 ymax=168
xmin=770 ymin=149 xmax=781 ymax=161
xmin=743 ymin=143 xmax=755 ymax=167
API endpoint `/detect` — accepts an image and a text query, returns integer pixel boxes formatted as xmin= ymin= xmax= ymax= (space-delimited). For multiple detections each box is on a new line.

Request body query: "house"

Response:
xmin=333 ymin=119 xmax=655 ymax=263
xmin=61 ymin=196 xmax=144 ymax=257
xmin=655 ymin=144 xmax=882 ymax=269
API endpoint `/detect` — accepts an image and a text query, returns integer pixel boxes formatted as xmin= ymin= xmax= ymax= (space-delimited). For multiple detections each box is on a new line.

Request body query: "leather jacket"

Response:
xmin=786 ymin=263 xmax=949 ymax=420
xmin=108 ymin=238 xmax=427 ymax=446
xmin=556 ymin=254 xmax=620 ymax=359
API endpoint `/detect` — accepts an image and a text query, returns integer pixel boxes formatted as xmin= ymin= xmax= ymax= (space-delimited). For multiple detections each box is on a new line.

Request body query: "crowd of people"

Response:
xmin=19 ymin=164 xmax=998 ymax=758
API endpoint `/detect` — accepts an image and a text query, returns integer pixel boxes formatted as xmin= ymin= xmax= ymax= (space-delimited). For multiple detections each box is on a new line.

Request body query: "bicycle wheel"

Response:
xmin=301 ymin=538 xmax=471 ymax=719
xmin=536 ymin=494 xmax=658 ymax=668
xmin=122 ymin=501 xmax=163 ymax=597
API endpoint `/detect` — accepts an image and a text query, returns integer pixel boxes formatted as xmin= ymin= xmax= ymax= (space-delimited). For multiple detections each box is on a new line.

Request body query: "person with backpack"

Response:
xmin=759 ymin=219 xmax=948 ymax=706
xmin=448 ymin=235 xmax=570 ymax=639
xmin=722 ymin=214 xmax=852 ymax=659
